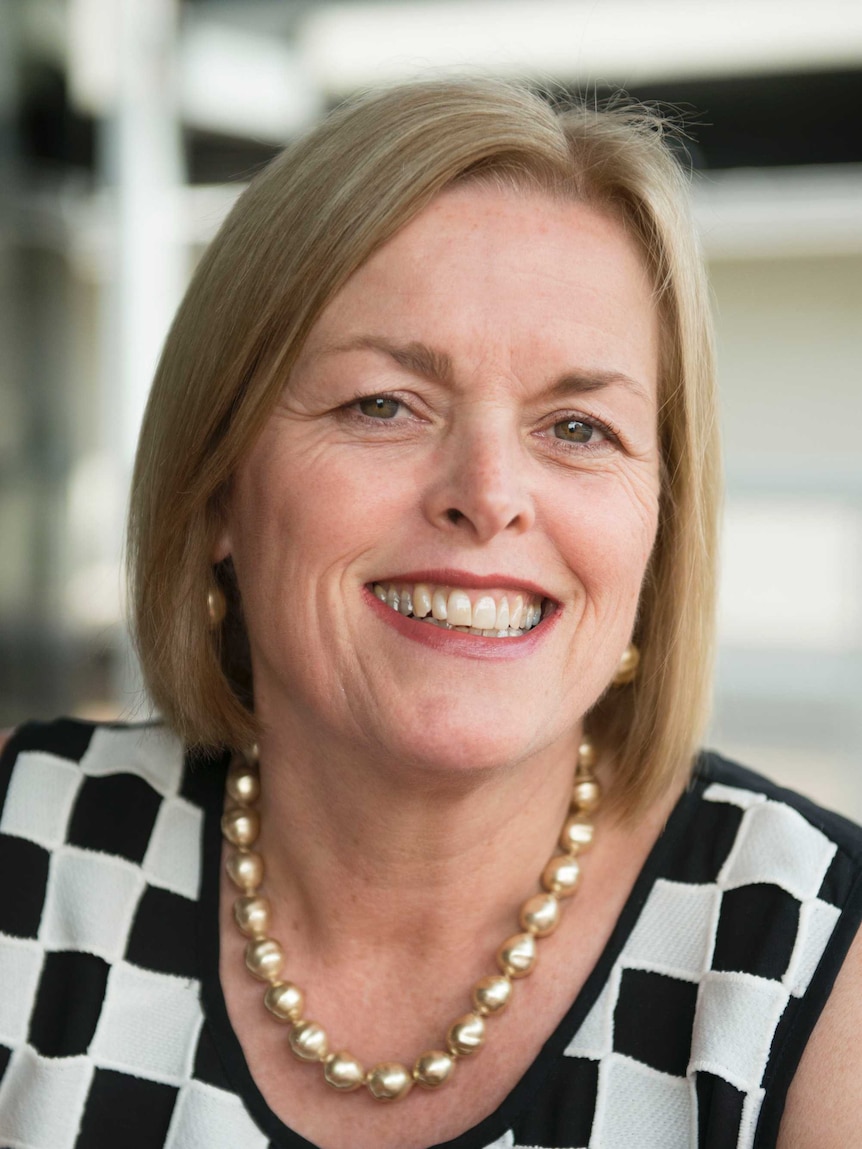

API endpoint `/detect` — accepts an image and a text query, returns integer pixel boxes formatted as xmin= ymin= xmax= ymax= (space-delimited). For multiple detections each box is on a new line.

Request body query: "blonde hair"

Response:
xmin=128 ymin=77 xmax=720 ymax=816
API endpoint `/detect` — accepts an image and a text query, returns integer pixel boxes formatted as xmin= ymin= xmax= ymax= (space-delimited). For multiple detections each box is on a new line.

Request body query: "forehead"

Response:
xmin=300 ymin=184 xmax=659 ymax=389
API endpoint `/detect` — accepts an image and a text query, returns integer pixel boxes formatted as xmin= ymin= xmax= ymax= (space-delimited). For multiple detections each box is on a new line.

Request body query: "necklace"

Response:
xmin=221 ymin=737 xmax=600 ymax=1102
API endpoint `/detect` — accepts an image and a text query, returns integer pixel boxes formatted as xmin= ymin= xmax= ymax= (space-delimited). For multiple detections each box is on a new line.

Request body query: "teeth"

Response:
xmin=371 ymin=581 xmax=548 ymax=637
xmin=495 ymin=596 xmax=510 ymax=631
xmin=426 ymin=618 xmax=521 ymax=636
xmin=509 ymin=594 xmax=524 ymax=629
xmin=413 ymin=583 xmax=432 ymax=618
xmin=447 ymin=590 xmax=472 ymax=627
xmin=472 ymin=595 xmax=497 ymax=630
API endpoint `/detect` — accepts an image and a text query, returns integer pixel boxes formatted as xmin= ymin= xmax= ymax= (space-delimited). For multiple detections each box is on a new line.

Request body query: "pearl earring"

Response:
xmin=612 ymin=643 xmax=640 ymax=686
xmin=207 ymin=586 xmax=227 ymax=627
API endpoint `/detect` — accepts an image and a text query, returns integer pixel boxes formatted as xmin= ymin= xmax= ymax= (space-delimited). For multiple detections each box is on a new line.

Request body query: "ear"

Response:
xmin=212 ymin=529 xmax=231 ymax=564
xmin=210 ymin=486 xmax=234 ymax=564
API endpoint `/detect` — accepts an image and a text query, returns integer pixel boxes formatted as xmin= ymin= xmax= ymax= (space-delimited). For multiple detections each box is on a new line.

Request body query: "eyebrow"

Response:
xmin=323 ymin=335 xmax=456 ymax=386
xmin=322 ymin=334 xmax=649 ymax=403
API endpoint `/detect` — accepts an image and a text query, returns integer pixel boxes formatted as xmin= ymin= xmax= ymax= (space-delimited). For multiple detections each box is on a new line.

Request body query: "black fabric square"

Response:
xmin=67 ymin=773 xmax=161 ymax=863
xmin=696 ymin=1071 xmax=745 ymax=1148
xmin=74 ymin=1068 xmax=178 ymax=1149
xmin=28 ymin=950 xmax=110 ymax=1057
xmin=512 ymin=1055 xmax=598 ymax=1147
xmin=613 ymin=968 xmax=698 ymax=1077
xmin=659 ymin=797 xmax=743 ymax=885
xmin=713 ymin=884 xmax=799 ymax=979
xmin=818 ymin=848 xmax=856 ymax=908
xmin=761 ymin=993 xmax=795 ymax=1090
xmin=0 ymin=1043 xmax=11 ymax=1081
xmin=192 ymin=1022 xmax=233 ymax=1090
xmin=180 ymin=750 xmax=225 ymax=808
xmin=0 ymin=834 xmax=50 ymax=938
xmin=125 ymin=885 xmax=197 ymax=978
xmin=11 ymin=720 xmax=95 ymax=766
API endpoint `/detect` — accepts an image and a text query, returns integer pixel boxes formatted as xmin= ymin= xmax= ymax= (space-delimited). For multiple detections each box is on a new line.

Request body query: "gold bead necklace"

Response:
xmin=221 ymin=738 xmax=600 ymax=1102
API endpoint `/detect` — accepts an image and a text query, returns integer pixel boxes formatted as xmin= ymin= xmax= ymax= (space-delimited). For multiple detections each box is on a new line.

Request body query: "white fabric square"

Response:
xmin=164 ymin=1080 xmax=269 ymax=1149
xmin=593 ymin=1053 xmax=692 ymax=1149
xmin=0 ymin=1046 xmax=94 ymax=1149
xmin=90 ymin=961 xmax=203 ymax=1084
xmin=40 ymin=846 xmax=145 ymax=961
xmin=564 ymin=965 xmax=621 ymax=1060
xmin=81 ymin=725 xmax=184 ymax=798
xmin=143 ymin=796 xmax=203 ymax=900
xmin=690 ymin=970 xmax=788 ymax=1092
xmin=785 ymin=896 xmax=842 ymax=997
xmin=481 ymin=1133 xmax=515 ymax=1149
xmin=0 ymin=935 xmax=44 ymax=1045
xmin=720 ymin=801 xmax=836 ymax=901
xmin=0 ymin=751 xmax=82 ymax=849
xmin=703 ymin=783 xmax=766 ymax=811
xmin=622 ymin=880 xmax=720 ymax=980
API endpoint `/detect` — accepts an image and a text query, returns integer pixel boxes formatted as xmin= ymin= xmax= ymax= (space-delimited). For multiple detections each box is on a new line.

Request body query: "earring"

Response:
xmin=207 ymin=586 xmax=227 ymax=628
xmin=612 ymin=643 xmax=639 ymax=686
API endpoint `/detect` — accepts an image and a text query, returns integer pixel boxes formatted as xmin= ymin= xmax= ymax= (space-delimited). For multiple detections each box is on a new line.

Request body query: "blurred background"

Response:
xmin=1 ymin=0 xmax=860 ymax=814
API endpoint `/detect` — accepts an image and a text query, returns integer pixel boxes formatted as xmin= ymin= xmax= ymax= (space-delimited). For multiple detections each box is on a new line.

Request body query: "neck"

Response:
xmin=250 ymin=714 xmax=587 ymax=963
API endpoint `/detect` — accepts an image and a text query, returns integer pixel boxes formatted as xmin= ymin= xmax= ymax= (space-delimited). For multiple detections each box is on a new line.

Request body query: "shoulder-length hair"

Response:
xmin=128 ymin=77 xmax=720 ymax=817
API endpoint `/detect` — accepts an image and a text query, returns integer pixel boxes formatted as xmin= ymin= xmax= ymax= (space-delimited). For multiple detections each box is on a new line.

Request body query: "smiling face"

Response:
xmin=217 ymin=184 xmax=661 ymax=777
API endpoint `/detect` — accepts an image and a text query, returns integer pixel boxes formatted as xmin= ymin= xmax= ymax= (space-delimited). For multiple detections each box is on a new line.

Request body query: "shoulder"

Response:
xmin=0 ymin=719 xmax=196 ymax=850
xmin=693 ymin=752 xmax=862 ymax=1147
xmin=777 ymin=923 xmax=862 ymax=1147
xmin=0 ymin=718 xmax=220 ymax=1137
xmin=667 ymin=749 xmax=862 ymax=914
xmin=695 ymin=750 xmax=862 ymax=855
xmin=692 ymin=750 xmax=862 ymax=890
xmin=0 ymin=716 xmax=212 ymax=946
xmin=1 ymin=717 xmax=188 ymax=789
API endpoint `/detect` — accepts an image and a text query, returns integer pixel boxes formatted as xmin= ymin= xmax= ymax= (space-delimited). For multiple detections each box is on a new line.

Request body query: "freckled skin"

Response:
xmin=217 ymin=185 xmax=661 ymax=781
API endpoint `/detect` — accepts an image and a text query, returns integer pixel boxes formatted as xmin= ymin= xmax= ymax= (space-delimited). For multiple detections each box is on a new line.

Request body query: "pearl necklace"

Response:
xmin=221 ymin=738 xmax=600 ymax=1102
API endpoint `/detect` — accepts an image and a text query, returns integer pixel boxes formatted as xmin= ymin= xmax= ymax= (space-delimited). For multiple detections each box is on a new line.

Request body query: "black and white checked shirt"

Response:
xmin=1 ymin=719 xmax=861 ymax=1148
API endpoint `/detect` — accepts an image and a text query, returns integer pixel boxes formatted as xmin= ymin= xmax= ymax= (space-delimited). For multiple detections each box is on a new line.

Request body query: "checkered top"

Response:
xmin=1 ymin=721 xmax=861 ymax=1149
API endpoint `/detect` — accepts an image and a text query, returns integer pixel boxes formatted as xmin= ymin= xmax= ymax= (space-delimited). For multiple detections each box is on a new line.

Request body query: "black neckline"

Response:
xmin=196 ymin=755 xmax=709 ymax=1149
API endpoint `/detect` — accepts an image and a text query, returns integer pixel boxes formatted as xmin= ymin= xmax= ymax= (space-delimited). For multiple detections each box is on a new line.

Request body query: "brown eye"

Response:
xmin=358 ymin=396 xmax=400 ymax=418
xmin=554 ymin=419 xmax=595 ymax=443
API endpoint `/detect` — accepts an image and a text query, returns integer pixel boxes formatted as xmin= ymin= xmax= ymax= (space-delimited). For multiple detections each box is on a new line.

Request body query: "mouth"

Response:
xmin=368 ymin=578 xmax=556 ymax=638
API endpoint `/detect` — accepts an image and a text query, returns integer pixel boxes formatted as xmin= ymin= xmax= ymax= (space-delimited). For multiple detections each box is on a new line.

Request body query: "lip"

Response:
xmin=362 ymin=584 xmax=559 ymax=661
xmin=368 ymin=569 xmax=559 ymax=605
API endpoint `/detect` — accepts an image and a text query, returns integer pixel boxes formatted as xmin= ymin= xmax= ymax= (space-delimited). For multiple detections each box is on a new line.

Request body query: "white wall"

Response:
xmin=706 ymin=252 xmax=862 ymax=817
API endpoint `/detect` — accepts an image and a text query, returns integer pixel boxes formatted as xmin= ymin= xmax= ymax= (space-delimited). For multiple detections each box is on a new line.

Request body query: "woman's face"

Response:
xmin=218 ymin=184 xmax=661 ymax=776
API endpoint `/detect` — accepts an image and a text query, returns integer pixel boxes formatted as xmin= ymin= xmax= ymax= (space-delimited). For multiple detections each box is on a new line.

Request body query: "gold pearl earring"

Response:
xmin=207 ymin=586 xmax=227 ymax=627
xmin=612 ymin=643 xmax=639 ymax=686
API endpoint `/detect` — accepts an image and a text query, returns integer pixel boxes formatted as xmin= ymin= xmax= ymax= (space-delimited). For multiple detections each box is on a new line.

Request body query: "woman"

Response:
xmin=1 ymin=78 xmax=860 ymax=1149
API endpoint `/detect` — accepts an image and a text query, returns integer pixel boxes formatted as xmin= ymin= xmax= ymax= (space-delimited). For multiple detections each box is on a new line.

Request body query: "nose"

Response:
xmin=422 ymin=412 xmax=535 ymax=543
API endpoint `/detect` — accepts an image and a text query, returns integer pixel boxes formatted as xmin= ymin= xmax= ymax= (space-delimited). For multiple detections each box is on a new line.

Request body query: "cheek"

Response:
xmin=227 ymin=443 xmax=401 ymax=586
xmin=554 ymin=474 xmax=660 ymax=605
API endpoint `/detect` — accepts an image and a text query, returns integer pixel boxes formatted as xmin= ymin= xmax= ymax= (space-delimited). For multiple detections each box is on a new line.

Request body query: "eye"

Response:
xmin=553 ymin=418 xmax=606 ymax=444
xmin=357 ymin=395 xmax=401 ymax=419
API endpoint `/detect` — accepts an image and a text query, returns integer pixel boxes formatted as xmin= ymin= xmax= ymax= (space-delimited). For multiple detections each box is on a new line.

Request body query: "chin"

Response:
xmin=370 ymin=710 xmax=560 ymax=782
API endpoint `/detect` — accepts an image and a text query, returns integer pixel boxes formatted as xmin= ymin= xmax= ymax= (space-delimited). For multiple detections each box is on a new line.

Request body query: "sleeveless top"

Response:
xmin=1 ymin=720 xmax=862 ymax=1149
